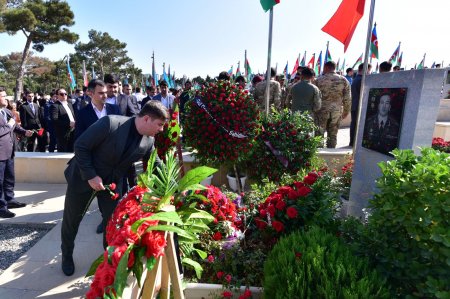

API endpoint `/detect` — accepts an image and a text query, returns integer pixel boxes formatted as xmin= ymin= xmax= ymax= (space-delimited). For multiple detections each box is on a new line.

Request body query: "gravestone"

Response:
xmin=346 ymin=68 xmax=449 ymax=218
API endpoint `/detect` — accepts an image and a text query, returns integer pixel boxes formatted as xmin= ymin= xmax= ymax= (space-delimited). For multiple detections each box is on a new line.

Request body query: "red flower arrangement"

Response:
xmin=432 ymin=137 xmax=450 ymax=153
xmin=86 ymin=186 xmax=166 ymax=299
xmin=248 ymin=110 xmax=322 ymax=182
xmin=183 ymin=80 xmax=260 ymax=167
xmin=253 ymin=172 xmax=321 ymax=236
xmin=155 ymin=108 xmax=180 ymax=160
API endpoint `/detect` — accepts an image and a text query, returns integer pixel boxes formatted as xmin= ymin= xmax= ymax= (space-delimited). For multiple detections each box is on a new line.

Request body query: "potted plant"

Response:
xmin=183 ymin=79 xmax=260 ymax=191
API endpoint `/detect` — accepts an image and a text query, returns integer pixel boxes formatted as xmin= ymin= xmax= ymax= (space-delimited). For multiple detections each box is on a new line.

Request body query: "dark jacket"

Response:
xmin=50 ymin=100 xmax=75 ymax=142
xmin=19 ymin=101 xmax=42 ymax=130
xmin=0 ymin=109 xmax=26 ymax=160
xmin=114 ymin=94 xmax=139 ymax=116
xmin=75 ymin=103 xmax=121 ymax=140
xmin=64 ymin=115 xmax=159 ymax=193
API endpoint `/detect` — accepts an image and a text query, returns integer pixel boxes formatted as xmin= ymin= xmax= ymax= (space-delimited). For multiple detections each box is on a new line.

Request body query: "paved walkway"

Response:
xmin=0 ymin=183 xmax=103 ymax=298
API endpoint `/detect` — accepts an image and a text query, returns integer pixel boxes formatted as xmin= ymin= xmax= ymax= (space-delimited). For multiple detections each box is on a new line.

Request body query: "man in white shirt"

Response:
xmin=50 ymin=88 xmax=76 ymax=152
xmin=103 ymin=74 xmax=139 ymax=116
xmin=152 ymin=80 xmax=175 ymax=109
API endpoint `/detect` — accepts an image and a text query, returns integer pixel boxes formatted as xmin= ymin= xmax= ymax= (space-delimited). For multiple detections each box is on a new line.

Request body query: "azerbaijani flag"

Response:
xmin=236 ymin=62 xmax=241 ymax=77
xmin=370 ymin=23 xmax=379 ymax=59
xmin=300 ymin=55 xmax=306 ymax=67
xmin=283 ymin=61 xmax=288 ymax=77
xmin=352 ymin=53 xmax=363 ymax=69
xmin=245 ymin=58 xmax=253 ymax=81
xmin=389 ymin=43 xmax=400 ymax=64
xmin=325 ymin=47 xmax=333 ymax=63
xmin=397 ymin=52 xmax=403 ymax=67
xmin=260 ymin=0 xmax=280 ymax=12
xmin=227 ymin=66 xmax=233 ymax=76
xmin=291 ymin=57 xmax=299 ymax=76
xmin=66 ymin=57 xmax=76 ymax=90
xmin=307 ymin=53 xmax=315 ymax=70
xmin=315 ymin=51 xmax=323 ymax=76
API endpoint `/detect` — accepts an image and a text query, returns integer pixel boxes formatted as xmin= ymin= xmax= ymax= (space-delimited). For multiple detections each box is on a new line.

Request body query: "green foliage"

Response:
xmin=263 ymin=227 xmax=391 ymax=299
xmin=248 ymin=109 xmax=322 ymax=183
xmin=365 ymin=148 xmax=450 ymax=298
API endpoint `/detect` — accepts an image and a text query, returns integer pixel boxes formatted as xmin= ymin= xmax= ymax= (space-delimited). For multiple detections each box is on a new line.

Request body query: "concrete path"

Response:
xmin=0 ymin=183 xmax=103 ymax=299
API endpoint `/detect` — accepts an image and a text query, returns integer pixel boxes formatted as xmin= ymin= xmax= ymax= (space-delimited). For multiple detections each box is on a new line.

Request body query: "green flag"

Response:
xmin=260 ymin=0 xmax=280 ymax=12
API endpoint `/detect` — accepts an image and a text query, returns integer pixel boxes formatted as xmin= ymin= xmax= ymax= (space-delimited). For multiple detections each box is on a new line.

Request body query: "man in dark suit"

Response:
xmin=73 ymin=87 xmax=91 ymax=119
xmin=362 ymin=94 xmax=400 ymax=155
xmin=104 ymin=74 xmax=139 ymax=117
xmin=0 ymin=88 xmax=33 ymax=218
xmin=60 ymin=100 xmax=168 ymax=276
xmin=152 ymin=80 xmax=176 ymax=109
xmin=19 ymin=91 xmax=45 ymax=152
xmin=50 ymin=88 xmax=76 ymax=152
xmin=75 ymin=79 xmax=121 ymax=140
xmin=141 ymin=85 xmax=157 ymax=108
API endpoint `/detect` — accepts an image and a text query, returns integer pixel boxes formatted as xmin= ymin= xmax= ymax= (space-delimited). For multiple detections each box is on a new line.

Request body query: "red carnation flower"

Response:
xmin=225 ymin=274 xmax=232 ymax=283
xmin=109 ymin=183 xmax=116 ymax=191
xmin=272 ymin=220 xmax=284 ymax=232
xmin=275 ymin=200 xmax=286 ymax=211
xmin=212 ymin=231 xmax=222 ymax=241
xmin=217 ymin=271 xmax=224 ymax=279
xmin=111 ymin=193 xmax=119 ymax=200
xmin=223 ymin=291 xmax=233 ymax=298
xmin=297 ymin=186 xmax=312 ymax=197
xmin=286 ymin=206 xmax=298 ymax=219
xmin=171 ymin=131 xmax=178 ymax=138
xmin=304 ymin=172 xmax=318 ymax=185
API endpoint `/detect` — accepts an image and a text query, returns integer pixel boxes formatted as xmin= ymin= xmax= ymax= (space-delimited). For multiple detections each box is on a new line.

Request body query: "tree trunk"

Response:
xmin=14 ymin=35 xmax=32 ymax=103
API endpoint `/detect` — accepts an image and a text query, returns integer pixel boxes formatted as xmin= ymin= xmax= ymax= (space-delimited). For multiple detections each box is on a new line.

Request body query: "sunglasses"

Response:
xmin=59 ymin=93 xmax=67 ymax=96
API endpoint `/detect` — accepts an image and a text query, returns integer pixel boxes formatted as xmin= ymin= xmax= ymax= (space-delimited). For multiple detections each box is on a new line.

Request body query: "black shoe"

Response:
xmin=0 ymin=209 xmax=16 ymax=218
xmin=62 ymin=255 xmax=75 ymax=276
xmin=7 ymin=201 xmax=27 ymax=209
xmin=96 ymin=222 xmax=103 ymax=234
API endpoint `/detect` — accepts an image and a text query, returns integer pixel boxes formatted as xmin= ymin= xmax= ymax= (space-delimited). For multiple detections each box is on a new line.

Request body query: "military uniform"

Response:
xmin=314 ymin=72 xmax=351 ymax=148
xmin=253 ymin=79 xmax=281 ymax=111
xmin=362 ymin=115 xmax=400 ymax=155
xmin=286 ymin=80 xmax=322 ymax=115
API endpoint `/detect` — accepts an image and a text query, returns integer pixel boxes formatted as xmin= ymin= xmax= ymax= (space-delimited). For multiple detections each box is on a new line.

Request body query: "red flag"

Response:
xmin=291 ymin=58 xmax=299 ymax=76
xmin=321 ymin=0 xmax=366 ymax=52
xmin=307 ymin=54 xmax=315 ymax=69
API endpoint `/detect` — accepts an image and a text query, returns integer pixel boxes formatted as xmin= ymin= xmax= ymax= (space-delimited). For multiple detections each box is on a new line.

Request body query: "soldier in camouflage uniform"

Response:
xmin=253 ymin=67 xmax=281 ymax=111
xmin=314 ymin=61 xmax=351 ymax=148
xmin=286 ymin=67 xmax=321 ymax=115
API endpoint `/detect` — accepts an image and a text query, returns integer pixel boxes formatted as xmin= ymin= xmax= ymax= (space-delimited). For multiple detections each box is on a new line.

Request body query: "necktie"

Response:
xmin=380 ymin=121 xmax=384 ymax=131
xmin=30 ymin=103 xmax=35 ymax=115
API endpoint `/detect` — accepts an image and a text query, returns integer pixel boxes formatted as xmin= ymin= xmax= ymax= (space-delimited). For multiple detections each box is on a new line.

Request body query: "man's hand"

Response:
xmin=88 ymin=176 xmax=105 ymax=192
xmin=70 ymin=121 xmax=75 ymax=128
xmin=25 ymin=130 xmax=33 ymax=137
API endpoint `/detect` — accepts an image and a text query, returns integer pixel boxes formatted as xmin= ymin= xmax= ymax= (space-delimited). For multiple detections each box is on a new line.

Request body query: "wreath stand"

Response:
xmin=137 ymin=205 xmax=185 ymax=299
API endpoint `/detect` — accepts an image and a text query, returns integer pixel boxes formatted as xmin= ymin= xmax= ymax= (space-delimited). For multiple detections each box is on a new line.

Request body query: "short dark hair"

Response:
xmin=75 ymin=89 xmax=81 ymax=93
xmin=379 ymin=61 xmax=392 ymax=72
xmin=185 ymin=80 xmax=192 ymax=86
xmin=87 ymin=79 xmax=106 ymax=91
xmin=138 ymin=100 xmax=169 ymax=120
xmin=159 ymin=80 xmax=168 ymax=87
xmin=218 ymin=71 xmax=230 ymax=81
xmin=270 ymin=67 xmax=276 ymax=78
xmin=235 ymin=75 xmax=246 ymax=83
xmin=393 ymin=65 xmax=400 ymax=71
xmin=146 ymin=85 xmax=156 ymax=91
xmin=358 ymin=63 xmax=372 ymax=72
xmin=301 ymin=67 xmax=315 ymax=79
xmin=325 ymin=61 xmax=336 ymax=70
xmin=104 ymin=74 xmax=119 ymax=84
xmin=346 ymin=68 xmax=353 ymax=74
xmin=135 ymin=87 xmax=141 ymax=93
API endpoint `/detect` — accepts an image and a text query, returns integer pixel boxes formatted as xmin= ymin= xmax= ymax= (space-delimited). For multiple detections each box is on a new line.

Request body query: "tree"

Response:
xmin=74 ymin=29 xmax=132 ymax=80
xmin=0 ymin=0 xmax=78 ymax=101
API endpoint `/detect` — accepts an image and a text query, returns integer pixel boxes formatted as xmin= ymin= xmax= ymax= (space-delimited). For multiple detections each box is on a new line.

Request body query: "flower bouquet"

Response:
xmin=154 ymin=107 xmax=180 ymax=160
xmin=248 ymin=109 xmax=322 ymax=182
xmin=183 ymin=80 xmax=260 ymax=168
xmin=432 ymin=137 xmax=450 ymax=153
xmin=86 ymin=150 xmax=217 ymax=298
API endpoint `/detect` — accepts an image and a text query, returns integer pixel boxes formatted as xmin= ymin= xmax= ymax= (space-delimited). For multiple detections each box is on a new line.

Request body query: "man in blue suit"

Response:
xmin=75 ymin=79 xmax=121 ymax=140
xmin=152 ymin=80 xmax=176 ymax=109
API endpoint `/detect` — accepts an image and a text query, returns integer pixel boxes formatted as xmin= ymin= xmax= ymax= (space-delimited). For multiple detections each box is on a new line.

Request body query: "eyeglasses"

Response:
xmin=59 ymin=93 xmax=67 ymax=96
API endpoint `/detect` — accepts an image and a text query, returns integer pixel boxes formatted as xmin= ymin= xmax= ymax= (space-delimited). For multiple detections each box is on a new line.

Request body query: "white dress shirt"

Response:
xmin=92 ymin=102 xmax=107 ymax=119
xmin=61 ymin=101 xmax=75 ymax=122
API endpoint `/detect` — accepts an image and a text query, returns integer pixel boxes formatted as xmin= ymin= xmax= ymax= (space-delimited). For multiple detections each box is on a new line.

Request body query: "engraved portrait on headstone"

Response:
xmin=362 ymin=88 xmax=407 ymax=155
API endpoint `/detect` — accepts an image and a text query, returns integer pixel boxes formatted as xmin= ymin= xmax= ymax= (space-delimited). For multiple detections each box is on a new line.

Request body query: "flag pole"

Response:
xmin=423 ymin=53 xmax=426 ymax=68
xmin=244 ymin=49 xmax=247 ymax=78
xmin=353 ymin=0 xmax=376 ymax=154
xmin=264 ymin=7 xmax=274 ymax=116
xmin=326 ymin=41 xmax=329 ymax=62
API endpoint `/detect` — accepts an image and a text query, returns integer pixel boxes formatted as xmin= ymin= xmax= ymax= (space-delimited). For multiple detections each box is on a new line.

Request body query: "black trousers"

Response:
xmin=60 ymin=182 xmax=121 ymax=257
xmin=0 ymin=158 xmax=15 ymax=210
xmin=349 ymin=110 xmax=358 ymax=146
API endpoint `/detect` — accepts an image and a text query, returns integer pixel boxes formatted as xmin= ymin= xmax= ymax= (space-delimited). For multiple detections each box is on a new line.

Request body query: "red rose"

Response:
xmin=297 ymin=186 xmax=312 ymax=197
xmin=207 ymin=255 xmax=215 ymax=263
xmin=267 ymin=205 xmax=276 ymax=217
xmin=111 ymin=193 xmax=119 ymax=200
xmin=304 ymin=172 xmax=318 ymax=185
xmin=286 ymin=206 xmax=298 ymax=219
xmin=223 ymin=291 xmax=233 ymax=298
xmin=272 ymin=220 xmax=284 ymax=232
xmin=217 ymin=271 xmax=224 ymax=279
xmin=109 ymin=183 xmax=116 ymax=191
xmin=171 ymin=131 xmax=178 ymax=138
xmin=225 ymin=274 xmax=232 ymax=283
xmin=295 ymin=252 xmax=302 ymax=259
xmin=212 ymin=231 xmax=222 ymax=241
xmin=275 ymin=200 xmax=286 ymax=211
xmin=259 ymin=209 xmax=267 ymax=217
xmin=287 ymin=189 xmax=298 ymax=200
xmin=170 ymin=121 xmax=177 ymax=127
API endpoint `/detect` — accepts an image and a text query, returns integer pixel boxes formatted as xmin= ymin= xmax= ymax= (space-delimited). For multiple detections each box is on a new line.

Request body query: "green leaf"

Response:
xmin=193 ymin=248 xmax=207 ymax=259
xmin=131 ymin=211 xmax=183 ymax=232
xmin=177 ymin=166 xmax=217 ymax=192
xmin=85 ymin=253 xmax=104 ymax=277
xmin=146 ymin=256 xmax=156 ymax=271
xmin=145 ymin=225 xmax=197 ymax=241
xmin=182 ymin=257 xmax=203 ymax=279
xmin=132 ymin=255 xmax=143 ymax=288
xmin=113 ymin=245 xmax=133 ymax=297
xmin=185 ymin=210 xmax=215 ymax=222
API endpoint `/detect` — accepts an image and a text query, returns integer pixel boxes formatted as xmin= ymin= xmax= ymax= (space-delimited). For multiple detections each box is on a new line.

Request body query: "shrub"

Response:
xmin=248 ymin=109 xmax=322 ymax=182
xmin=366 ymin=148 xmax=450 ymax=298
xmin=263 ymin=226 xmax=391 ymax=299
